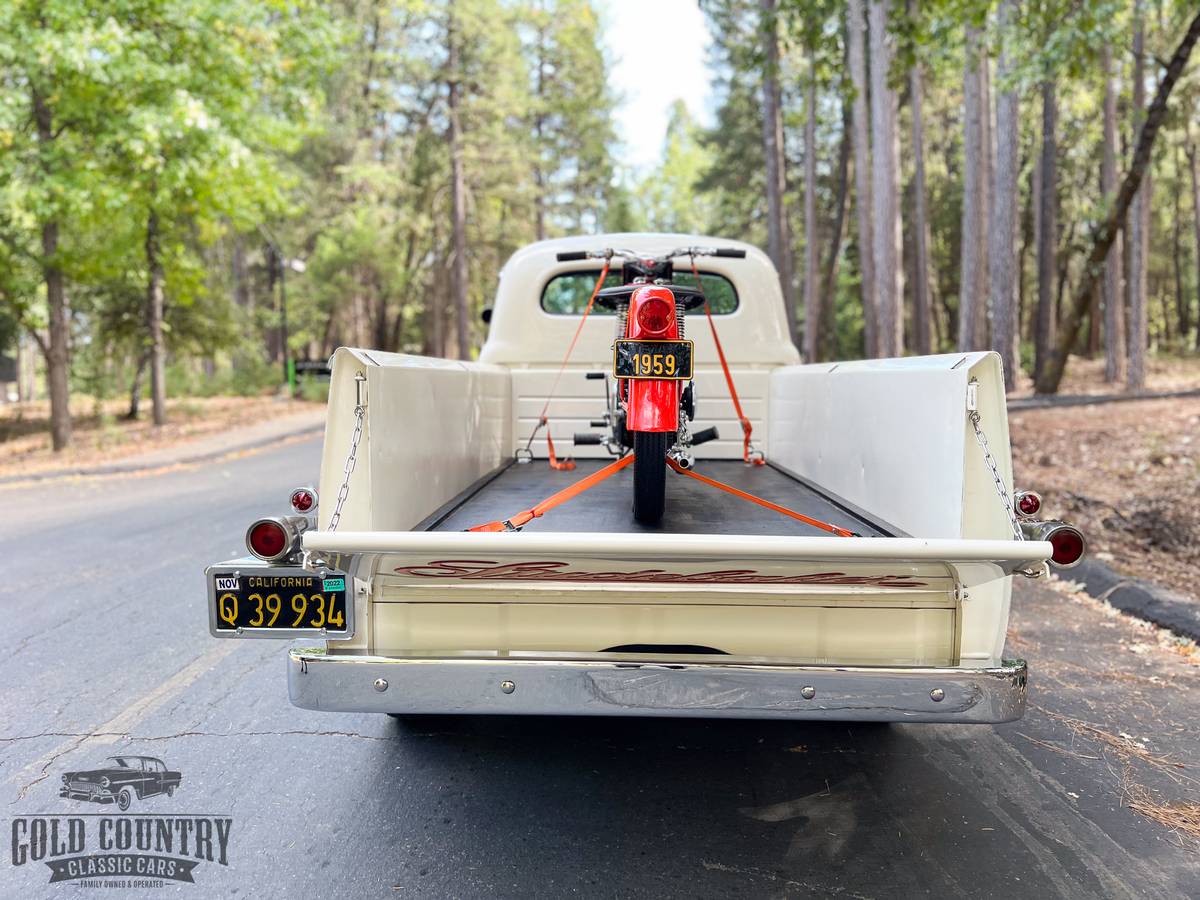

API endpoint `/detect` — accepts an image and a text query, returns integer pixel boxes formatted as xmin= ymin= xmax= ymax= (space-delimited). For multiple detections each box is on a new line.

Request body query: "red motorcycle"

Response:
xmin=558 ymin=246 xmax=745 ymax=523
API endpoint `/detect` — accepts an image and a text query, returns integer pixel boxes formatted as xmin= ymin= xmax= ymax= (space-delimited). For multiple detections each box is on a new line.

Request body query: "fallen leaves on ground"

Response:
xmin=0 ymin=395 xmax=321 ymax=478
xmin=1011 ymin=391 xmax=1200 ymax=603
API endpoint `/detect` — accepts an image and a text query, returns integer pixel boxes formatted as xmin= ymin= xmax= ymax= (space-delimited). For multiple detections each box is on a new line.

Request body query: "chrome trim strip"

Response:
xmin=287 ymin=650 xmax=1027 ymax=723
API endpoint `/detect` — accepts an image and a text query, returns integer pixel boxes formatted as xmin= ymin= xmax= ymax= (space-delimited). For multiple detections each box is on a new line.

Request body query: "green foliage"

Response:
xmin=0 ymin=0 xmax=620 ymax=417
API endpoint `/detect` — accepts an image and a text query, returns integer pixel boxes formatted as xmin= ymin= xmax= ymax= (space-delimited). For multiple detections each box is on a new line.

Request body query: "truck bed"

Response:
xmin=420 ymin=460 xmax=895 ymax=537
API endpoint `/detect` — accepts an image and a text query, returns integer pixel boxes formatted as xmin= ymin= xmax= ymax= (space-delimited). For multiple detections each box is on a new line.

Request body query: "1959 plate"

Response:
xmin=205 ymin=563 xmax=353 ymax=639
xmin=613 ymin=339 xmax=693 ymax=380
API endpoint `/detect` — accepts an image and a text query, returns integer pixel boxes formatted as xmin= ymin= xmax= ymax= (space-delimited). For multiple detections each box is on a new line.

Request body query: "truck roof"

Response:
xmin=479 ymin=232 xmax=800 ymax=367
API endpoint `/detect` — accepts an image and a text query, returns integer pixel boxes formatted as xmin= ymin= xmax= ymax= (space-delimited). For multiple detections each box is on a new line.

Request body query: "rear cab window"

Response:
xmin=541 ymin=270 xmax=738 ymax=315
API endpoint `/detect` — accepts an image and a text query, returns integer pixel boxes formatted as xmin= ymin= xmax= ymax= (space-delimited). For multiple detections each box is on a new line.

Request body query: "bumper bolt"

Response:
xmin=930 ymin=688 xmax=945 ymax=702
xmin=800 ymin=685 xmax=816 ymax=700
xmin=373 ymin=678 xmax=389 ymax=693
xmin=500 ymin=680 xmax=516 ymax=694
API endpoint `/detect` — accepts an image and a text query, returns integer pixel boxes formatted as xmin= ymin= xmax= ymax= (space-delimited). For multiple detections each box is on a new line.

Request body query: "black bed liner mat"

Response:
xmin=423 ymin=460 xmax=892 ymax=537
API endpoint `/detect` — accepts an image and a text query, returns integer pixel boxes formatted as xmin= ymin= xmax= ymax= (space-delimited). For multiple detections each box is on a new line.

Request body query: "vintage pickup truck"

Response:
xmin=205 ymin=233 xmax=1085 ymax=723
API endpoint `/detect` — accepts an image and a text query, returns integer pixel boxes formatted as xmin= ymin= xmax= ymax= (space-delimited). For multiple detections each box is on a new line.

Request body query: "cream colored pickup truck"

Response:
xmin=205 ymin=233 xmax=1085 ymax=723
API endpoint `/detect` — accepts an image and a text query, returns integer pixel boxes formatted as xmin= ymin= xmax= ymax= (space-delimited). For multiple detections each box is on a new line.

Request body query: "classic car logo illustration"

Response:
xmin=59 ymin=755 xmax=181 ymax=812
xmin=9 ymin=756 xmax=232 ymax=887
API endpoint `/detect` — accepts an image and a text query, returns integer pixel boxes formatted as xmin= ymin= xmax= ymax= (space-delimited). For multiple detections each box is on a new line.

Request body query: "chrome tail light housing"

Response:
xmin=1020 ymin=519 xmax=1086 ymax=568
xmin=245 ymin=515 xmax=309 ymax=562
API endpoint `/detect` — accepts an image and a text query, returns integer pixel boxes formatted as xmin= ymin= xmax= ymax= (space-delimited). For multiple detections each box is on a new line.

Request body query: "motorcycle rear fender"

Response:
xmin=626 ymin=379 xmax=680 ymax=432
xmin=624 ymin=285 xmax=681 ymax=433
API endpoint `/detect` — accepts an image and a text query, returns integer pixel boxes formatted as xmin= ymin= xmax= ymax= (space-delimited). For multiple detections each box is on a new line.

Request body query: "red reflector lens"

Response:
xmin=1018 ymin=493 xmax=1041 ymax=516
xmin=291 ymin=489 xmax=315 ymax=513
xmin=636 ymin=297 xmax=673 ymax=334
xmin=248 ymin=521 xmax=288 ymax=559
xmin=1049 ymin=528 xmax=1084 ymax=566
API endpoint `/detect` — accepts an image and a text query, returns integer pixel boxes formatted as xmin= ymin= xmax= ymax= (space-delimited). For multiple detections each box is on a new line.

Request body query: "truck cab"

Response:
xmin=206 ymin=233 xmax=1084 ymax=723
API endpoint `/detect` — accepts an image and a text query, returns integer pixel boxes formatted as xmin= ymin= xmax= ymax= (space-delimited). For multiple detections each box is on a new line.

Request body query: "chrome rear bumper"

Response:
xmin=287 ymin=649 xmax=1027 ymax=723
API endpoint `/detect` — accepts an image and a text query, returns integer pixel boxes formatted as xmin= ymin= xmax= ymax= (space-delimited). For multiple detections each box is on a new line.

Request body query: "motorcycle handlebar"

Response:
xmin=555 ymin=246 xmax=747 ymax=263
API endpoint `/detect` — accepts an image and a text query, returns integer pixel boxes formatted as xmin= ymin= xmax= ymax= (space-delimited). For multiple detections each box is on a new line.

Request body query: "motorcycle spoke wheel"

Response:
xmin=632 ymin=431 xmax=669 ymax=524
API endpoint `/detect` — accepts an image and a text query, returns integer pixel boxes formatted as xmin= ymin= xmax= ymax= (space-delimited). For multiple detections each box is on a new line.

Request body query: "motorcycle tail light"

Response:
xmin=290 ymin=487 xmax=317 ymax=513
xmin=636 ymin=297 xmax=673 ymax=335
xmin=1015 ymin=490 xmax=1042 ymax=517
xmin=246 ymin=517 xmax=303 ymax=562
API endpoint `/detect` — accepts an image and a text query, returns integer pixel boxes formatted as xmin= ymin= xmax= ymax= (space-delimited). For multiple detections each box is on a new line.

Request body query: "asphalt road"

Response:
xmin=3 ymin=438 xmax=1198 ymax=898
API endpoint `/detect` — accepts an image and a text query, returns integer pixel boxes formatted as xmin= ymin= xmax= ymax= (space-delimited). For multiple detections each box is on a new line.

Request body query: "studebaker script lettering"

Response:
xmin=392 ymin=559 xmax=929 ymax=588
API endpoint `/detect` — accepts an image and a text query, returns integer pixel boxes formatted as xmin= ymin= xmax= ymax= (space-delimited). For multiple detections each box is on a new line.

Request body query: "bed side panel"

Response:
xmin=320 ymin=348 xmax=512 ymax=533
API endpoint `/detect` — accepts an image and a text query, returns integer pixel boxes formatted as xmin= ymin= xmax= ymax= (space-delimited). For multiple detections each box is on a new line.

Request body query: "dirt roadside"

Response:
xmin=1010 ymin=393 xmax=1200 ymax=605
xmin=0 ymin=395 xmax=324 ymax=480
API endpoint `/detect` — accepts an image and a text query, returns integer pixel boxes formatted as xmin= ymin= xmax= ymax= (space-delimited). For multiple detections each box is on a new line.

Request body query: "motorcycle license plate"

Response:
xmin=613 ymin=340 xmax=693 ymax=380
xmin=206 ymin=565 xmax=352 ymax=638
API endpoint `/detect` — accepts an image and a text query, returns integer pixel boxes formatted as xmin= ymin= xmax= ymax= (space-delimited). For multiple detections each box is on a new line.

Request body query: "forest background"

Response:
xmin=2 ymin=0 xmax=1199 ymax=451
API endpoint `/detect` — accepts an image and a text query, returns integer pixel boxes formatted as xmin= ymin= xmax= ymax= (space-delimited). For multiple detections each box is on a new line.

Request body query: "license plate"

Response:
xmin=206 ymin=565 xmax=352 ymax=638
xmin=613 ymin=340 xmax=693 ymax=380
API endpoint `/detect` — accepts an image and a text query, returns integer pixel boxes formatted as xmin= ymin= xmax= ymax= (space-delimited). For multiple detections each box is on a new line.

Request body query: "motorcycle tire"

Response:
xmin=632 ymin=431 xmax=669 ymax=525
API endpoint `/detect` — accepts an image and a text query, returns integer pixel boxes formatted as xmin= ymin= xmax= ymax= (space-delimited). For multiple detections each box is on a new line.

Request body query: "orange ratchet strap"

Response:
xmin=690 ymin=256 xmax=764 ymax=466
xmin=469 ymin=454 xmax=854 ymax=537
xmin=666 ymin=458 xmax=857 ymax=537
xmin=468 ymin=455 xmax=633 ymax=532
xmin=521 ymin=260 xmax=612 ymax=470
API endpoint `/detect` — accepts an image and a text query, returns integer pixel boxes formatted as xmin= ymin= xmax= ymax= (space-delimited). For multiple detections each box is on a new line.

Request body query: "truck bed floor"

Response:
xmin=424 ymin=460 xmax=891 ymax=537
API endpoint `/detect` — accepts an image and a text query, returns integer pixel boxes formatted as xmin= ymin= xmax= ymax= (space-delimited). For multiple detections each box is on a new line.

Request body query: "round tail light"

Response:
xmin=636 ymin=297 xmax=673 ymax=335
xmin=290 ymin=488 xmax=317 ymax=513
xmin=1047 ymin=525 xmax=1085 ymax=568
xmin=1016 ymin=491 xmax=1042 ymax=517
xmin=246 ymin=518 xmax=295 ymax=561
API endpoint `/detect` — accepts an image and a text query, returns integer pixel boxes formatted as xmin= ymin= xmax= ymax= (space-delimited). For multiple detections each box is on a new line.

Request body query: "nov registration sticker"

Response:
xmin=205 ymin=565 xmax=353 ymax=639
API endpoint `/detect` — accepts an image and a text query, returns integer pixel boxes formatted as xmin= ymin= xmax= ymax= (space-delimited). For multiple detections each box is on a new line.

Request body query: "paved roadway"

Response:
xmin=3 ymin=438 xmax=1198 ymax=898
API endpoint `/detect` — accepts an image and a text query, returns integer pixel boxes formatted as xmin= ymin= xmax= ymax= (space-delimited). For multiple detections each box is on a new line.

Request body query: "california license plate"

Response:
xmin=613 ymin=339 xmax=693 ymax=380
xmin=206 ymin=565 xmax=352 ymax=638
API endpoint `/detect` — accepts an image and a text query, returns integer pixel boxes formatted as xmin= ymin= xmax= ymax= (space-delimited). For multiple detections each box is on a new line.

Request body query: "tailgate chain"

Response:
xmin=967 ymin=378 xmax=1022 ymax=542
xmin=328 ymin=372 xmax=366 ymax=533
xmin=967 ymin=380 xmax=1044 ymax=578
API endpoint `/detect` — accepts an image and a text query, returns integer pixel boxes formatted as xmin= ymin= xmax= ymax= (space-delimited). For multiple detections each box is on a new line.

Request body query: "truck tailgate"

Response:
xmin=306 ymin=529 xmax=1048 ymax=590
xmin=304 ymin=530 xmax=1048 ymax=665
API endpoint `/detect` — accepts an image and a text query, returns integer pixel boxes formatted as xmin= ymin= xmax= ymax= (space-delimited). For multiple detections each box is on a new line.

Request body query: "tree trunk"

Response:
xmin=820 ymin=98 xmax=852 ymax=361
xmin=447 ymin=12 xmax=471 ymax=361
xmin=31 ymin=86 xmax=71 ymax=451
xmin=126 ymin=348 xmax=151 ymax=420
xmin=1126 ymin=3 xmax=1148 ymax=390
xmin=989 ymin=0 xmax=1019 ymax=389
xmin=232 ymin=234 xmax=251 ymax=310
xmin=145 ymin=208 xmax=167 ymax=426
xmin=958 ymin=27 xmax=989 ymax=352
xmin=1101 ymin=43 xmax=1126 ymax=382
xmin=533 ymin=21 xmax=547 ymax=242
xmin=1173 ymin=147 xmax=1188 ymax=344
xmin=1035 ymin=79 xmax=1058 ymax=383
xmin=909 ymin=50 xmax=933 ymax=356
xmin=803 ymin=66 xmax=819 ymax=362
xmin=1034 ymin=6 xmax=1200 ymax=394
xmin=1188 ymin=140 xmax=1200 ymax=351
xmin=868 ymin=0 xmax=903 ymax=356
xmin=847 ymin=0 xmax=877 ymax=357
xmin=760 ymin=0 xmax=796 ymax=341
